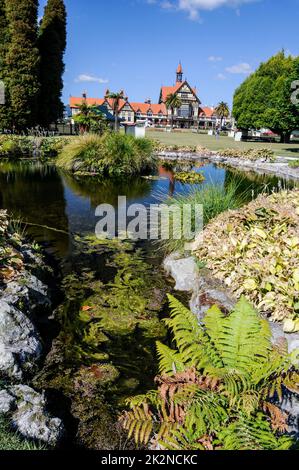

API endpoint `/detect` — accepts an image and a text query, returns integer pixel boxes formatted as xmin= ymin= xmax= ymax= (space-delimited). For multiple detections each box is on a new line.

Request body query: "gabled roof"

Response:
xmin=159 ymin=81 xmax=200 ymax=103
xmin=199 ymin=107 xmax=215 ymax=118
xmin=105 ymin=98 xmax=134 ymax=112
xmin=69 ymin=97 xmax=105 ymax=108
xmin=130 ymin=102 xmax=167 ymax=115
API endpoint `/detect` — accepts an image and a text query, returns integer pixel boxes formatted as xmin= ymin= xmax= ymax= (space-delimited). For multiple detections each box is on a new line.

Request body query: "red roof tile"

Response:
xmin=199 ymin=107 xmax=215 ymax=118
xmin=130 ymin=102 xmax=167 ymax=115
xmin=177 ymin=63 xmax=183 ymax=74
xmin=69 ymin=97 xmax=105 ymax=108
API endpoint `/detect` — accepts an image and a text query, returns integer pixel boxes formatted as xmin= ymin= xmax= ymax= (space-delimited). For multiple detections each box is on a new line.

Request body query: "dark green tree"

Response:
xmin=0 ymin=0 xmax=10 ymax=128
xmin=233 ymin=52 xmax=298 ymax=143
xmin=4 ymin=0 xmax=40 ymax=130
xmin=38 ymin=0 xmax=67 ymax=127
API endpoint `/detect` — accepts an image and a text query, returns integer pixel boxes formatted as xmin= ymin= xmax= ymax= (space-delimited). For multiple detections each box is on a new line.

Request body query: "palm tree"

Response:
xmin=165 ymin=93 xmax=182 ymax=130
xmin=105 ymin=89 xmax=127 ymax=132
xmin=215 ymin=101 xmax=230 ymax=128
xmin=74 ymin=102 xmax=106 ymax=134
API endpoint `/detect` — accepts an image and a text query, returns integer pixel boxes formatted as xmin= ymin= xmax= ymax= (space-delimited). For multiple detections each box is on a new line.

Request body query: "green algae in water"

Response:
xmin=34 ymin=236 xmax=168 ymax=449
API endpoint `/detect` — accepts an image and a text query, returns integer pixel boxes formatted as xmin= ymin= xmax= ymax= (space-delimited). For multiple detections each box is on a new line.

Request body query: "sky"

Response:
xmin=39 ymin=0 xmax=299 ymax=108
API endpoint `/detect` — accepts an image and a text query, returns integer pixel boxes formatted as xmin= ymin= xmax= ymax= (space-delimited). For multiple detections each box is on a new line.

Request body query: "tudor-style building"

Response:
xmin=159 ymin=63 xmax=201 ymax=128
xmin=69 ymin=64 xmax=217 ymax=129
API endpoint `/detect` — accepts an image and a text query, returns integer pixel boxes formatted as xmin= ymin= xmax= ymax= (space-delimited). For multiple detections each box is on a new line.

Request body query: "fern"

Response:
xmin=156 ymin=342 xmax=185 ymax=375
xmin=120 ymin=296 xmax=298 ymax=450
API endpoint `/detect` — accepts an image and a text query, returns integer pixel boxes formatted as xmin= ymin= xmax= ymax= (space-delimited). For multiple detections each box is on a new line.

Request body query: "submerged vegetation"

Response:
xmin=56 ymin=133 xmax=156 ymax=177
xmin=196 ymin=189 xmax=299 ymax=324
xmin=121 ymin=295 xmax=299 ymax=450
xmin=34 ymin=235 xmax=168 ymax=449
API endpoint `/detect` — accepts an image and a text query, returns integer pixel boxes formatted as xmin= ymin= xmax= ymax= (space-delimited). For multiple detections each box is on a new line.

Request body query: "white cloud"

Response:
xmin=208 ymin=55 xmax=223 ymax=62
xmin=151 ymin=0 xmax=259 ymax=20
xmin=216 ymin=73 xmax=226 ymax=80
xmin=75 ymin=74 xmax=109 ymax=84
xmin=225 ymin=62 xmax=253 ymax=74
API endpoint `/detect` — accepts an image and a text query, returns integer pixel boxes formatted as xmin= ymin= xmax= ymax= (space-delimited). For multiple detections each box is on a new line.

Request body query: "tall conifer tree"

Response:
xmin=0 ymin=0 xmax=10 ymax=128
xmin=39 ymin=0 xmax=67 ymax=127
xmin=4 ymin=0 xmax=40 ymax=129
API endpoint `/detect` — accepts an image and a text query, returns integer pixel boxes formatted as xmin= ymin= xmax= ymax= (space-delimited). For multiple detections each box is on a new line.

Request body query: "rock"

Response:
xmin=0 ymin=300 xmax=42 ymax=379
xmin=189 ymin=269 xmax=236 ymax=320
xmin=278 ymin=390 xmax=299 ymax=436
xmin=269 ymin=322 xmax=299 ymax=356
xmin=9 ymin=385 xmax=64 ymax=446
xmin=164 ymin=253 xmax=199 ymax=291
xmin=0 ymin=390 xmax=15 ymax=414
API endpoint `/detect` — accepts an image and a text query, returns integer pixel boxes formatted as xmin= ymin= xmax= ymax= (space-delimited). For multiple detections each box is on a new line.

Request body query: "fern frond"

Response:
xmin=156 ymin=341 xmax=185 ymax=375
xmin=217 ymin=296 xmax=271 ymax=373
xmin=120 ymin=404 xmax=154 ymax=445
xmin=219 ymin=414 xmax=293 ymax=450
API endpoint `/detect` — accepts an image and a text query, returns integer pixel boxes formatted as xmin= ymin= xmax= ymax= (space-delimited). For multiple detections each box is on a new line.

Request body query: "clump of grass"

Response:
xmin=159 ymin=182 xmax=247 ymax=254
xmin=56 ymin=133 xmax=156 ymax=177
xmin=288 ymin=159 xmax=299 ymax=169
xmin=0 ymin=416 xmax=46 ymax=451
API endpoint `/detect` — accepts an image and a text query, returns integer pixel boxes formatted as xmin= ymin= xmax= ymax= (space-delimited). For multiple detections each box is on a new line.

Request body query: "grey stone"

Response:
xmin=164 ymin=253 xmax=199 ymax=291
xmin=8 ymin=385 xmax=64 ymax=445
xmin=0 ymin=390 xmax=15 ymax=414
xmin=0 ymin=300 xmax=42 ymax=379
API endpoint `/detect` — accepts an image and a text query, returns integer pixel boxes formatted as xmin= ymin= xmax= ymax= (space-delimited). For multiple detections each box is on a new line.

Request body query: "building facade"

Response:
xmin=69 ymin=64 xmax=218 ymax=129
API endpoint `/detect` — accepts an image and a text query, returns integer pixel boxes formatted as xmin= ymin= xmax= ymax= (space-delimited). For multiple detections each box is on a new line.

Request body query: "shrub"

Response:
xmin=57 ymin=133 xmax=156 ymax=177
xmin=0 ymin=136 xmax=34 ymax=157
xmin=220 ymin=148 xmax=275 ymax=162
xmin=120 ymin=296 xmax=298 ymax=450
xmin=195 ymin=189 xmax=299 ymax=323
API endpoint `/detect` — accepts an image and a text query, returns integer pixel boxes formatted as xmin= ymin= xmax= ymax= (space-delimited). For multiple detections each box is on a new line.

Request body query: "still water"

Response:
xmin=0 ymin=159 xmax=295 ymax=265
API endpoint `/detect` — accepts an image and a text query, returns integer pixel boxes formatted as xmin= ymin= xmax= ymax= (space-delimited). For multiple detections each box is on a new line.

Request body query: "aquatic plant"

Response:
xmin=56 ymin=133 xmax=156 ymax=176
xmin=288 ymin=160 xmax=299 ymax=169
xmin=159 ymin=182 xmax=246 ymax=254
xmin=195 ymin=189 xmax=299 ymax=323
xmin=34 ymin=235 xmax=168 ymax=449
xmin=174 ymin=171 xmax=205 ymax=184
xmin=121 ymin=296 xmax=299 ymax=450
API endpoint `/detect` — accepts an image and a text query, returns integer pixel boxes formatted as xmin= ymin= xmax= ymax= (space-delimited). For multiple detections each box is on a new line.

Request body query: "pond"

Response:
xmin=0 ymin=159 xmax=297 ymax=449
xmin=0 ymin=160 xmax=296 ymax=263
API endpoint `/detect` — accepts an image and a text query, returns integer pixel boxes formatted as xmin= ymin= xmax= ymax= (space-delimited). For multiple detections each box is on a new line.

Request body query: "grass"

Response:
xmin=0 ymin=416 xmax=46 ymax=451
xmin=159 ymin=182 xmax=247 ymax=254
xmin=147 ymin=130 xmax=299 ymax=158
xmin=57 ymin=133 xmax=156 ymax=176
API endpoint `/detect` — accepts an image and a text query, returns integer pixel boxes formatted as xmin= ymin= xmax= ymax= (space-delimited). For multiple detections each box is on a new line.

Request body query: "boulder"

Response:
xmin=164 ymin=253 xmax=199 ymax=291
xmin=0 ymin=390 xmax=15 ymax=414
xmin=0 ymin=300 xmax=42 ymax=379
xmin=0 ymin=385 xmax=64 ymax=446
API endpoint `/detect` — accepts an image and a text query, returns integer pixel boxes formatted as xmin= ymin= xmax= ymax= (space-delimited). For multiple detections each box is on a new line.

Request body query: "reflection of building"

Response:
xmin=69 ymin=63 xmax=218 ymax=129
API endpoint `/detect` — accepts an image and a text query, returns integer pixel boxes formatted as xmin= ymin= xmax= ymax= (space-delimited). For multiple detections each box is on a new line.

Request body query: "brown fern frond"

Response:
xmin=263 ymin=402 xmax=289 ymax=433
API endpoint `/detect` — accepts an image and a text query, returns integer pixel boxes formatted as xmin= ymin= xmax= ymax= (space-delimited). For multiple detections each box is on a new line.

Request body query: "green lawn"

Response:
xmin=147 ymin=130 xmax=299 ymax=158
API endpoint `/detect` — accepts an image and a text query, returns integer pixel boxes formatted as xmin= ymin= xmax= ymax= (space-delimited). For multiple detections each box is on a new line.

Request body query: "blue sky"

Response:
xmin=39 ymin=0 xmax=299 ymax=108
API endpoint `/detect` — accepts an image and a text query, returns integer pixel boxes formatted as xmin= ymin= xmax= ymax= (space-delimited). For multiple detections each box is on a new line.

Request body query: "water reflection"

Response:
xmin=0 ymin=160 xmax=297 ymax=261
